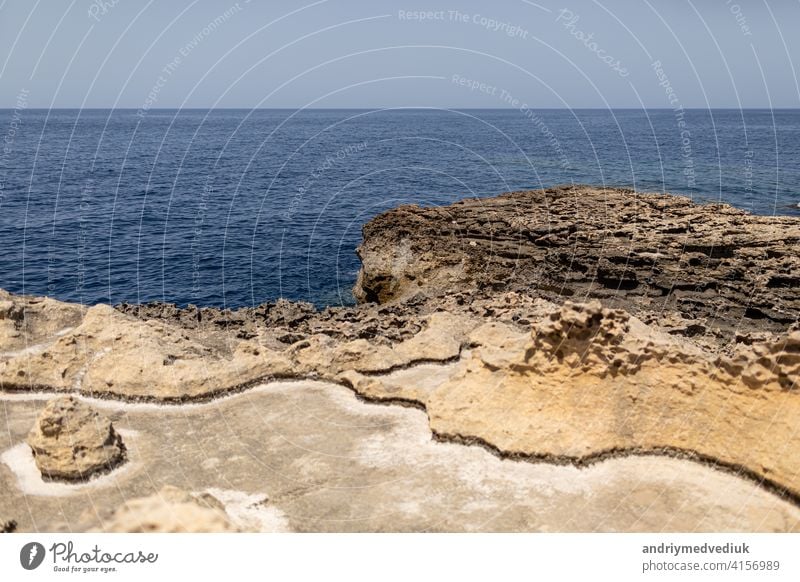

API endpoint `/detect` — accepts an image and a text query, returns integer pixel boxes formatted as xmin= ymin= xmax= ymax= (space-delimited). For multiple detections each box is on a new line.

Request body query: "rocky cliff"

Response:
xmin=355 ymin=185 xmax=799 ymax=343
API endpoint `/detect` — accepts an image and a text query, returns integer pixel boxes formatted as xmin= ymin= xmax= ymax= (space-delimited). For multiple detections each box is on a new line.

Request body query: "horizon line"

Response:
xmin=2 ymin=106 xmax=799 ymax=111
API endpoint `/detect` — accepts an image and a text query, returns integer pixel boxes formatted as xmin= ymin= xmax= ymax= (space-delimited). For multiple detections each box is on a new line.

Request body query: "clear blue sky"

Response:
xmin=1 ymin=0 xmax=798 ymax=108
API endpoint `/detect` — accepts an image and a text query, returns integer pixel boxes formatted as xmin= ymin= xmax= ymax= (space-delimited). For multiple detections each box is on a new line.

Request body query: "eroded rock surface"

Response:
xmin=355 ymin=185 xmax=799 ymax=340
xmin=0 ymin=186 xmax=798 ymax=531
xmin=2 ymin=382 xmax=798 ymax=533
xmin=0 ymin=296 xmax=473 ymax=401
xmin=0 ymin=288 xmax=85 ymax=359
xmin=91 ymin=487 xmax=238 ymax=533
xmin=341 ymin=300 xmax=800 ymax=499
xmin=27 ymin=396 xmax=126 ymax=481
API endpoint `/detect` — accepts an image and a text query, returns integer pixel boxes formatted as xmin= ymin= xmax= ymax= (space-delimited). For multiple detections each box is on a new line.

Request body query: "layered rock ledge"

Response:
xmin=1 ymin=186 xmax=798 ymax=531
xmin=355 ymin=185 xmax=799 ymax=342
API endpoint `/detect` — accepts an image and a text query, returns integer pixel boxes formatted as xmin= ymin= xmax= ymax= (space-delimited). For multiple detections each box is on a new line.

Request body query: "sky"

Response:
xmin=0 ymin=0 xmax=798 ymax=109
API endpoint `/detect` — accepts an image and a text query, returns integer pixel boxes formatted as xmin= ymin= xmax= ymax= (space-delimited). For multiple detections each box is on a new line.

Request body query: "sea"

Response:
xmin=0 ymin=108 xmax=798 ymax=308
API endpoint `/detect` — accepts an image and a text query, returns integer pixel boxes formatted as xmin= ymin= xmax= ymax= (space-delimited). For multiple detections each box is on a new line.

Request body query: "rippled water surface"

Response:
xmin=0 ymin=108 xmax=797 ymax=307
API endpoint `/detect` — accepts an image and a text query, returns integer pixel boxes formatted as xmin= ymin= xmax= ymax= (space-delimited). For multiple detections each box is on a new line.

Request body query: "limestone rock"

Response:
xmin=340 ymin=300 xmax=800 ymax=500
xmin=1 ymin=185 xmax=799 ymax=521
xmin=430 ymin=305 xmax=799 ymax=498
xmin=354 ymin=185 xmax=800 ymax=341
xmin=526 ymin=299 xmax=704 ymax=376
xmin=1 ymin=304 xmax=293 ymax=401
xmin=292 ymin=311 xmax=471 ymax=378
xmin=27 ymin=397 xmax=125 ymax=481
xmin=0 ymin=292 xmax=480 ymax=400
xmin=530 ymin=299 xmax=632 ymax=373
xmin=0 ymin=290 xmax=86 ymax=362
xmin=721 ymin=331 xmax=800 ymax=390
xmin=92 ymin=487 xmax=238 ymax=532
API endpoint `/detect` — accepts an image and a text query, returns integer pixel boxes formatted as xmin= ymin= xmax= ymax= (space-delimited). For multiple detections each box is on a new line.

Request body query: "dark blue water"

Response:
xmin=0 ymin=108 xmax=798 ymax=308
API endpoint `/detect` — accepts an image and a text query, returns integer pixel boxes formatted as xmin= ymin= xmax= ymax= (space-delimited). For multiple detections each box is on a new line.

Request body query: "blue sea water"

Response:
xmin=0 ymin=108 xmax=798 ymax=308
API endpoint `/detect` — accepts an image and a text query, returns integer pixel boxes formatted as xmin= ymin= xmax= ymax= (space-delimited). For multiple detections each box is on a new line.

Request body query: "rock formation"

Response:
xmin=0 ymin=289 xmax=86 ymax=355
xmin=470 ymin=302 xmax=796 ymax=483
xmin=1 ymin=297 xmax=471 ymax=401
xmin=92 ymin=487 xmax=238 ymax=533
xmin=340 ymin=299 xmax=800 ymax=499
xmin=354 ymin=185 xmax=799 ymax=341
xmin=0 ymin=186 xmax=798 ymax=532
xmin=27 ymin=396 xmax=126 ymax=481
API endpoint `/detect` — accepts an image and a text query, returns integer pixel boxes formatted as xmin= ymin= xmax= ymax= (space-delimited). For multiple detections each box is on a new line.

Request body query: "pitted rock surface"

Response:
xmin=1 ymin=186 xmax=799 ymax=532
xmin=354 ymin=185 xmax=799 ymax=340
xmin=27 ymin=396 xmax=126 ymax=481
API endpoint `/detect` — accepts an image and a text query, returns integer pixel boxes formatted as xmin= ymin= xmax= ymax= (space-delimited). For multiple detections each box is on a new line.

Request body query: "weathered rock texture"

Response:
xmin=0 ymin=289 xmax=86 ymax=356
xmin=4 ymin=381 xmax=798 ymax=533
xmin=0 ymin=186 xmax=799 ymax=531
xmin=340 ymin=299 xmax=800 ymax=498
xmin=27 ymin=396 xmax=125 ymax=481
xmin=92 ymin=487 xmax=238 ymax=533
xmin=1 ymin=297 xmax=471 ymax=401
xmin=355 ymin=185 xmax=799 ymax=341
xmin=466 ymin=302 xmax=796 ymax=484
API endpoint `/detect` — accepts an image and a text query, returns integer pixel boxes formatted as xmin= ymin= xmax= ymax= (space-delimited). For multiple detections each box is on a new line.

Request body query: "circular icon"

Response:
xmin=20 ymin=542 xmax=46 ymax=570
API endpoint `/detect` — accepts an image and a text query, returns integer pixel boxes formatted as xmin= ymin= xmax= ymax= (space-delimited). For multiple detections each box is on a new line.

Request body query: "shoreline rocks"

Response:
xmin=0 ymin=186 xmax=798 ymax=530
xmin=354 ymin=185 xmax=799 ymax=341
xmin=27 ymin=396 xmax=126 ymax=482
